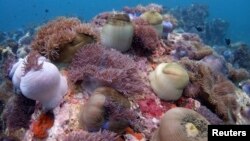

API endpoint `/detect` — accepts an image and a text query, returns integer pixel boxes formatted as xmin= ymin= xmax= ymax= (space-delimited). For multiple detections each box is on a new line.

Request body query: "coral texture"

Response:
xmin=179 ymin=58 xmax=238 ymax=122
xmin=68 ymin=43 xmax=146 ymax=96
xmin=63 ymin=130 xmax=119 ymax=141
xmin=151 ymin=107 xmax=209 ymax=141
xmin=2 ymin=94 xmax=35 ymax=131
xmin=31 ymin=112 xmax=54 ymax=139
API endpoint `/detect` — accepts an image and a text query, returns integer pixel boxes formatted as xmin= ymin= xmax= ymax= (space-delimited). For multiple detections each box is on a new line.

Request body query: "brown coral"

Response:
xmin=179 ymin=58 xmax=238 ymax=122
xmin=227 ymin=63 xmax=250 ymax=83
xmin=31 ymin=17 xmax=99 ymax=63
xmin=132 ymin=18 xmax=166 ymax=57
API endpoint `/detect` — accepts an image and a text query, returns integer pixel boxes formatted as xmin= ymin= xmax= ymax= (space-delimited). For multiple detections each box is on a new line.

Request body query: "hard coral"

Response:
xmin=68 ymin=43 xmax=146 ymax=96
xmin=2 ymin=94 xmax=35 ymax=131
xmin=31 ymin=17 xmax=98 ymax=63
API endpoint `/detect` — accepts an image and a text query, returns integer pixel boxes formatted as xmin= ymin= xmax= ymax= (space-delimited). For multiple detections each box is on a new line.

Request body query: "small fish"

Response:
xmin=195 ymin=26 xmax=203 ymax=32
xmin=45 ymin=9 xmax=49 ymax=13
xmin=225 ymin=38 xmax=231 ymax=46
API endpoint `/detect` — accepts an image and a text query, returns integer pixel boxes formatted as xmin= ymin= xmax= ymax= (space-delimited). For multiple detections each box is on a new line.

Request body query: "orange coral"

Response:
xmin=32 ymin=112 xmax=54 ymax=139
xmin=125 ymin=127 xmax=143 ymax=140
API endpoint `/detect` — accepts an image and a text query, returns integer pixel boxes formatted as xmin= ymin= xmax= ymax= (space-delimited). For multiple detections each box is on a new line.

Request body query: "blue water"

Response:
xmin=0 ymin=0 xmax=250 ymax=44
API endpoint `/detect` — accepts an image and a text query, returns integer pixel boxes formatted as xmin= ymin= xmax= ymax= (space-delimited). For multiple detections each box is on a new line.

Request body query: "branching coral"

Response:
xmin=68 ymin=43 xmax=146 ymax=96
xmin=63 ymin=130 xmax=119 ymax=141
xmin=2 ymin=94 xmax=35 ymax=131
xmin=31 ymin=17 xmax=99 ymax=63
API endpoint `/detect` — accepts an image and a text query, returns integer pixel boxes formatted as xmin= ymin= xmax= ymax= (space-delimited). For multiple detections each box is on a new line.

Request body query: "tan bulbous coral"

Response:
xmin=151 ymin=107 xmax=209 ymax=141
xmin=140 ymin=10 xmax=163 ymax=36
xmin=31 ymin=17 xmax=99 ymax=63
xmin=79 ymin=87 xmax=130 ymax=132
xmin=149 ymin=63 xmax=189 ymax=101
xmin=101 ymin=13 xmax=134 ymax=52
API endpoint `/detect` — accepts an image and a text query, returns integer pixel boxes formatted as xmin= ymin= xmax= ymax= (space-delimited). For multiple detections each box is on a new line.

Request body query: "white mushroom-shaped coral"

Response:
xmin=101 ymin=13 xmax=134 ymax=52
xmin=151 ymin=107 xmax=210 ymax=141
xmin=9 ymin=52 xmax=68 ymax=110
xmin=149 ymin=63 xmax=189 ymax=101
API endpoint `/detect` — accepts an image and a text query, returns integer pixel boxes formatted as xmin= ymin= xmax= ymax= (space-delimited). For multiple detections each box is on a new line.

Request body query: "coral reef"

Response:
xmin=0 ymin=3 xmax=250 ymax=141
xmin=151 ymin=107 xmax=209 ymax=141
xmin=68 ymin=43 xmax=146 ymax=97
xmin=169 ymin=4 xmax=229 ymax=45
xmin=31 ymin=17 xmax=98 ymax=63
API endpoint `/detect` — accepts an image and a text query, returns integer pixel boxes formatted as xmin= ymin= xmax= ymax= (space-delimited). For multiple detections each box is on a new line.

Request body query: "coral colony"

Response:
xmin=0 ymin=3 xmax=250 ymax=141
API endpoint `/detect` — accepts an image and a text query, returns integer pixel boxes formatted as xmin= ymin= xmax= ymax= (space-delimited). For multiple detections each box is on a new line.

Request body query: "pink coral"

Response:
xmin=138 ymin=97 xmax=164 ymax=117
xmin=68 ymin=43 xmax=147 ymax=96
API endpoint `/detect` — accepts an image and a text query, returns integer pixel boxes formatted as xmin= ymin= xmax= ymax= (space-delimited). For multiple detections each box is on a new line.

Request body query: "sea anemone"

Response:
xmin=149 ymin=62 xmax=189 ymax=101
xmin=151 ymin=107 xmax=209 ymax=141
xmin=132 ymin=18 xmax=166 ymax=57
xmin=140 ymin=10 xmax=163 ymax=36
xmin=31 ymin=17 xmax=98 ymax=63
xmin=68 ymin=43 xmax=146 ymax=96
xmin=9 ymin=52 xmax=68 ymax=110
xmin=101 ymin=13 xmax=134 ymax=52
xmin=201 ymin=54 xmax=228 ymax=74
xmin=79 ymin=87 xmax=134 ymax=133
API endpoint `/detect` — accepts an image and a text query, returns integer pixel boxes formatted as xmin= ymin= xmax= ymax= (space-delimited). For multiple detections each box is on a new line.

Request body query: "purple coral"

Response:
xmin=63 ymin=130 xmax=119 ymax=141
xmin=196 ymin=105 xmax=224 ymax=125
xmin=2 ymin=94 xmax=35 ymax=131
xmin=68 ymin=43 xmax=146 ymax=96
